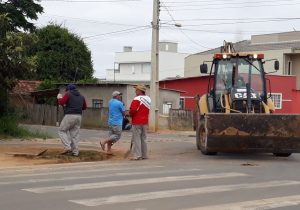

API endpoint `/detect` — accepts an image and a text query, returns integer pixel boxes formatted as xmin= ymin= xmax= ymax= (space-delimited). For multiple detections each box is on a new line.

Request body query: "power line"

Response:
xmin=85 ymin=27 xmax=151 ymax=42
xmin=161 ymin=17 xmax=300 ymax=22
xmin=161 ymin=2 xmax=300 ymax=11
xmin=163 ymin=0 xmax=300 ymax=7
xmin=43 ymin=14 xmax=142 ymax=27
xmin=162 ymin=27 xmax=283 ymax=35
xmin=162 ymin=0 xmax=298 ymax=4
xmin=161 ymin=18 xmax=300 ymax=27
xmin=161 ymin=2 xmax=211 ymax=50
xmin=41 ymin=0 xmax=140 ymax=2
xmin=83 ymin=25 xmax=150 ymax=39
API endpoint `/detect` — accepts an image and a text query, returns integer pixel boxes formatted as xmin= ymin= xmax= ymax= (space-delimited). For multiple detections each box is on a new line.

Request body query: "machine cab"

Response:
xmin=209 ymin=53 xmax=267 ymax=113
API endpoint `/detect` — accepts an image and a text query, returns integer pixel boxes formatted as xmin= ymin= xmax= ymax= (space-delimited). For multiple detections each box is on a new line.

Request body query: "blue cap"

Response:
xmin=66 ymin=84 xmax=76 ymax=91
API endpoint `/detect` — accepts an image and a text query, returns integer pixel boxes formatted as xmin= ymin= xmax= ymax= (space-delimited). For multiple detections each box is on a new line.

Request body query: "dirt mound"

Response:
xmin=0 ymin=143 xmax=126 ymax=167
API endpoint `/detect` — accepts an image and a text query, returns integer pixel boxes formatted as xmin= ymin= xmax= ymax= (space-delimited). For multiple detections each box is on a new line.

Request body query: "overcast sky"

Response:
xmin=35 ymin=0 xmax=300 ymax=78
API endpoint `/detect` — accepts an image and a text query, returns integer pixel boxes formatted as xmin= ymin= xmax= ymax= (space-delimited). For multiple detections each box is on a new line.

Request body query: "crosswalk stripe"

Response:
xmin=0 ymin=169 xmax=202 ymax=185
xmin=0 ymin=165 xmax=163 ymax=179
xmin=22 ymin=172 xmax=248 ymax=194
xmin=182 ymin=195 xmax=300 ymax=210
xmin=69 ymin=180 xmax=300 ymax=207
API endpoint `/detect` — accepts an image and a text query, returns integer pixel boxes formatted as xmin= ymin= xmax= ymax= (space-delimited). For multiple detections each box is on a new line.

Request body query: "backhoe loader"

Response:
xmin=196 ymin=41 xmax=300 ymax=156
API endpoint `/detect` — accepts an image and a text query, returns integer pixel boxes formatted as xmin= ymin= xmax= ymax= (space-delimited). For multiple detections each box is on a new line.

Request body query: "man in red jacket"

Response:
xmin=129 ymin=85 xmax=151 ymax=160
xmin=57 ymin=84 xmax=87 ymax=156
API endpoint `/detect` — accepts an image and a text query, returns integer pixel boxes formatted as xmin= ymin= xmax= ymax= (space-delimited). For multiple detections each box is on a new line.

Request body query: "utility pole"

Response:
xmin=149 ymin=0 xmax=160 ymax=132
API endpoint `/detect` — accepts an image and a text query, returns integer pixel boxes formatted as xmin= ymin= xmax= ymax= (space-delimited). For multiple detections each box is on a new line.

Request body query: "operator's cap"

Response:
xmin=112 ymin=91 xmax=122 ymax=97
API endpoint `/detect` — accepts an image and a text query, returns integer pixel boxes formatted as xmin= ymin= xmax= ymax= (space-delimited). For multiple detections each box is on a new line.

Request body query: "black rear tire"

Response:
xmin=273 ymin=153 xmax=292 ymax=157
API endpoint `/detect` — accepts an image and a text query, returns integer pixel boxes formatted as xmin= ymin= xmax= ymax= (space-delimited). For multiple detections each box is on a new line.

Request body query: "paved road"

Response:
xmin=1 ymin=125 xmax=300 ymax=210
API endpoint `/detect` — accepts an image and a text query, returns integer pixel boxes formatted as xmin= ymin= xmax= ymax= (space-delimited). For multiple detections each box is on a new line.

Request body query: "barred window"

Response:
xmin=179 ymin=98 xmax=185 ymax=110
xmin=269 ymin=93 xmax=282 ymax=109
xmin=92 ymin=99 xmax=103 ymax=108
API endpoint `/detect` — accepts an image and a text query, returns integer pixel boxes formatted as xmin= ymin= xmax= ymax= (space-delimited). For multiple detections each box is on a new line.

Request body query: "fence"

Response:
xmin=20 ymin=104 xmax=109 ymax=128
xmin=20 ymin=104 xmax=195 ymax=131
xmin=169 ymin=109 xmax=194 ymax=131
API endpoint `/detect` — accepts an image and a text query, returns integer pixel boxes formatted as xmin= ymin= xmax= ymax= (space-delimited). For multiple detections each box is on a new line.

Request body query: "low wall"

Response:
xmin=169 ymin=109 xmax=194 ymax=131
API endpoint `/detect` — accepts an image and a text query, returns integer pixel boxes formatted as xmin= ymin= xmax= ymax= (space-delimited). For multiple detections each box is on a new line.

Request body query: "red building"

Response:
xmin=160 ymin=75 xmax=300 ymax=113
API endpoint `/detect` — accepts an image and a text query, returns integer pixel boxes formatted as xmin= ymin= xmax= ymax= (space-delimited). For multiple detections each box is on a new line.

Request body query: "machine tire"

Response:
xmin=197 ymin=120 xmax=217 ymax=155
xmin=273 ymin=153 xmax=292 ymax=157
xmin=196 ymin=122 xmax=201 ymax=150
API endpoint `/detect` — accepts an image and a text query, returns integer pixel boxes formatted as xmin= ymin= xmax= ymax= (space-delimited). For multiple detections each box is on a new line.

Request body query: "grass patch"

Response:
xmin=0 ymin=116 xmax=51 ymax=139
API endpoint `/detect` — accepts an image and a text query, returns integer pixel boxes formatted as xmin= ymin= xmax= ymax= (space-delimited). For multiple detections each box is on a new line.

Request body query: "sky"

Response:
xmin=35 ymin=0 xmax=300 ymax=79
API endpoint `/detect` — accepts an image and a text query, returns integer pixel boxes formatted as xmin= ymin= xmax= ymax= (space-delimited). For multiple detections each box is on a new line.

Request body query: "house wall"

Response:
xmin=159 ymin=89 xmax=181 ymax=114
xmin=184 ymin=54 xmax=212 ymax=77
xmin=290 ymin=54 xmax=300 ymax=89
xmin=160 ymin=75 xmax=300 ymax=113
xmin=59 ymin=84 xmax=180 ymax=114
xmin=160 ymin=76 xmax=211 ymax=110
xmin=292 ymin=90 xmax=300 ymax=114
xmin=59 ymin=85 xmax=128 ymax=109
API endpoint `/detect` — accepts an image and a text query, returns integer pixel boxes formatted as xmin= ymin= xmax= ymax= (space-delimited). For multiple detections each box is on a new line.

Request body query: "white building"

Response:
xmin=106 ymin=42 xmax=189 ymax=81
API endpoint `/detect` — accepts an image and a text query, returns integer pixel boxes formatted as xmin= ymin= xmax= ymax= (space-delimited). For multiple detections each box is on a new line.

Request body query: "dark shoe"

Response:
xmin=60 ymin=150 xmax=72 ymax=155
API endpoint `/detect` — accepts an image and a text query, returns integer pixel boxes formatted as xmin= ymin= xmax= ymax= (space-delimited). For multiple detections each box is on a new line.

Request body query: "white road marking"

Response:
xmin=0 ymin=165 xmax=163 ymax=179
xmin=0 ymin=169 xmax=202 ymax=185
xmin=23 ymin=172 xmax=248 ymax=193
xmin=69 ymin=180 xmax=300 ymax=207
xmin=182 ymin=195 xmax=300 ymax=210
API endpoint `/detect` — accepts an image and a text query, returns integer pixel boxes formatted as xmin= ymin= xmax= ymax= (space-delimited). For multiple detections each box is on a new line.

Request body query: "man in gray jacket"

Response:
xmin=57 ymin=84 xmax=87 ymax=156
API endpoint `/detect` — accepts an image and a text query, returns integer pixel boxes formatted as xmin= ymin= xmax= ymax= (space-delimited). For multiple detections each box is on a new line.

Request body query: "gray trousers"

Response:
xmin=108 ymin=125 xmax=122 ymax=143
xmin=58 ymin=114 xmax=82 ymax=155
xmin=131 ymin=125 xmax=148 ymax=158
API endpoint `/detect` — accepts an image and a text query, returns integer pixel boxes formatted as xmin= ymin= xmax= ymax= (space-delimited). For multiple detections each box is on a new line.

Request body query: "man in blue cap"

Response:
xmin=57 ymin=84 xmax=87 ymax=156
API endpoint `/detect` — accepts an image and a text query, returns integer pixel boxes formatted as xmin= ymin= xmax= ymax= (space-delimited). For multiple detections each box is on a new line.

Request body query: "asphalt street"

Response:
xmin=1 ymin=125 xmax=300 ymax=210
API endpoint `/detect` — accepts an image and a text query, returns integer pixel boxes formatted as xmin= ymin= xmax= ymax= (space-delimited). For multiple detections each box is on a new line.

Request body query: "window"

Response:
xmin=269 ymin=93 xmax=282 ymax=109
xmin=163 ymin=102 xmax=172 ymax=115
xmin=179 ymin=98 xmax=185 ymax=109
xmin=288 ymin=61 xmax=292 ymax=75
xmin=142 ymin=63 xmax=151 ymax=73
xmin=92 ymin=99 xmax=103 ymax=108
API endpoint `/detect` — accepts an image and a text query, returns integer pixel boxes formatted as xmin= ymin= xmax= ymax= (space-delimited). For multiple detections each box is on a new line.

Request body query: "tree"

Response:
xmin=0 ymin=0 xmax=43 ymax=32
xmin=0 ymin=14 xmax=38 ymax=116
xmin=33 ymin=24 xmax=94 ymax=82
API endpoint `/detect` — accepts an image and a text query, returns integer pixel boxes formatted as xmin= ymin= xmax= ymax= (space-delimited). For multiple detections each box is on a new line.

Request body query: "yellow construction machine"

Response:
xmin=195 ymin=41 xmax=300 ymax=156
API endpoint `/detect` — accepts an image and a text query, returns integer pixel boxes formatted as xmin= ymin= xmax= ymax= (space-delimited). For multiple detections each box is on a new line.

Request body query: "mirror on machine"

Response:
xmin=200 ymin=64 xmax=208 ymax=74
xmin=274 ymin=60 xmax=279 ymax=71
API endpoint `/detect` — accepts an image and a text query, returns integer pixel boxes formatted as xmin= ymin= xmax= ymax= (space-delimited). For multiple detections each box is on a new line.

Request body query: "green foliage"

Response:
xmin=0 ymin=14 xmax=38 ymax=90
xmin=0 ymin=0 xmax=43 ymax=32
xmin=37 ymin=79 xmax=57 ymax=91
xmin=36 ymin=80 xmax=57 ymax=105
xmin=0 ymin=14 xmax=39 ymax=116
xmin=0 ymin=115 xmax=50 ymax=139
xmin=33 ymin=24 xmax=94 ymax=82
xmin=76 ymin=77 xmax=99 ymax=84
